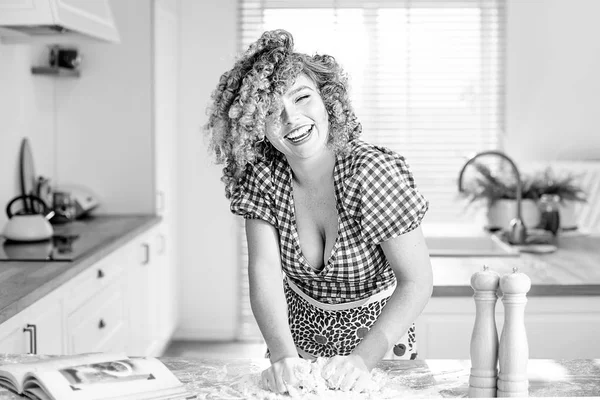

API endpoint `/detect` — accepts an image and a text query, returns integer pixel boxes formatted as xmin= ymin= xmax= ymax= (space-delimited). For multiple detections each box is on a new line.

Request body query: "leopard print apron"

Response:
xmin=266 ymin=278 xmax=417 ymax=361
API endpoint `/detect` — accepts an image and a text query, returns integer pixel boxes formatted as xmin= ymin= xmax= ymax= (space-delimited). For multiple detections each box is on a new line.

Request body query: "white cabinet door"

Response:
xmin=0 ymin=0 xmax=119 ymax=42
xmin=125 ymin=223 xmax=177 ymax=357
xmin=0 ymin=291 xmax=64 ymax=355
xmin=27 ymin=297 xmax=64 ymax=355
xmin=416 ymin=297 xmax=482 ymax=359
xmin=0 ymin=0 xmax=53 ymax=23
xmin=417 ymin=296 xmax=600 ymax=360
xmin=67 ymin=282 xmax=127 ymax=354
xmin=152 ymin=225 xmax=178 ymax=346
xmin=0 ymin=323 xmax=26 ymax=354
xmin=522 ymin=296 xmax=600 ymax=359
xmin=126 ymin=228 xmax=156 ymax=357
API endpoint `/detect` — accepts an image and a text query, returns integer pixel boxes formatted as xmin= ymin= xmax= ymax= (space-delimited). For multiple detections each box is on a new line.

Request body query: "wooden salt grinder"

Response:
xmin=469 ymin=265 xmax=500 ymax=398
xmin=497 ymin=267 xmax=532 ymax=398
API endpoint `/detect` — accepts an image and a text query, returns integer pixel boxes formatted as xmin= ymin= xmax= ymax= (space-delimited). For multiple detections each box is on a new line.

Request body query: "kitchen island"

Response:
xmin=0 ymin=355 xmax=599 ymax=399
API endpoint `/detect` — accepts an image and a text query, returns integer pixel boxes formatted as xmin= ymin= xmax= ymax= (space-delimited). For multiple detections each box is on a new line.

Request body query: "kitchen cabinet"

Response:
xmin=0 ymin=289 xmax=63 ymax=355
xmin=0 ymin=220 xmax=177 ymax=357
xmin=416 ymin=295 xmax=600 ymax=360
xmin=66 ymin=281 xmax=127 ymax=354
xmin=0 ymin=0 xmax=119 ymax=43
xmin=152 ymin=225 xmax=178 ymax=350
xmin=126 ymin=223 xmax=177 ymax=357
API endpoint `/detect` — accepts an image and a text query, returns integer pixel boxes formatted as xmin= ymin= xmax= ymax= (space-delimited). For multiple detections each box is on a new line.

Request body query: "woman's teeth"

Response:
xmin=286 ymin=125 xmax=313 ymax=144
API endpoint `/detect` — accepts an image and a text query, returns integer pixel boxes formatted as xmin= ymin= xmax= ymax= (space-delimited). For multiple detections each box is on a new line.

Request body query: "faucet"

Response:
xmin=457 ymin=150 xmax=527 ymax=245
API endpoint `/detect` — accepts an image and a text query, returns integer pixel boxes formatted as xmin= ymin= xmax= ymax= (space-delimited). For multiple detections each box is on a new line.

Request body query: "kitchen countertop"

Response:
xmin=1 ymin=355 xmax=599 ymax=399
xmin=0 ymin=215 xmax=161 ymax=325
xmin=0 ymin=216 xmax=599 ymax=326
xmin=431 ymin=233 xmax=600 ymax=296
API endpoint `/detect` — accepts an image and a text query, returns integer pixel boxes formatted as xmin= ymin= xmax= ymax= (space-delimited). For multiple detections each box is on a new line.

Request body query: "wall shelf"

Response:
xmin=31 ymin=66 xmax=80 ymax=77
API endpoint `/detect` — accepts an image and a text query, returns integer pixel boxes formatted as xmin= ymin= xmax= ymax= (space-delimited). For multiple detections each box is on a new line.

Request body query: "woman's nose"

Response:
xmin=281 ymin=104 xmax=299 ymax=125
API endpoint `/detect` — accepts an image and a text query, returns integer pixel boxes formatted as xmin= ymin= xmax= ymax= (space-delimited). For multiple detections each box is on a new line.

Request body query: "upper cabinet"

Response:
xmin=0 ymin=0 xmax=120 ymax=43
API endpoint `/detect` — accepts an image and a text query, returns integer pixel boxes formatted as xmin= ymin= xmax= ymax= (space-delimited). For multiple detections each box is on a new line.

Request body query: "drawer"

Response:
xmin=64 ymin=247 xmax=129 ymax=315
xmin=67 ymin=282 xmax=126 ymax=354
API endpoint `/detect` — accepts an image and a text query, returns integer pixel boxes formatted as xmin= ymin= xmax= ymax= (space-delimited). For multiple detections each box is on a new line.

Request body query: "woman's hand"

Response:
xmin=321 ymin=354 xmax=372 ymax=392
xmin=260 ymin=357 xmax=303 ymax=394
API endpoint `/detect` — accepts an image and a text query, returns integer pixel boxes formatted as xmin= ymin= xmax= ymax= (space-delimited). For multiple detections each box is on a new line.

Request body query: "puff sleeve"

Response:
xmin=230 ymin=164 xmax=277 ymax=226
xmin=347 ymin=146 xmax=429 ymax=245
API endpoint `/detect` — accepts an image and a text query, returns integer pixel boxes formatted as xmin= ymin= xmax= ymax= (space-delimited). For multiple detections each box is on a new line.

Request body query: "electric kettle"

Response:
xmin=2 ymin=195 xmax=55 ymax=242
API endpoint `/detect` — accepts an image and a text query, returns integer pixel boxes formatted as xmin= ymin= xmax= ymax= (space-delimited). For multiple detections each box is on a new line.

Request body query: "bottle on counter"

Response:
xmin=538 ymin=194 xmax=561 ymax=235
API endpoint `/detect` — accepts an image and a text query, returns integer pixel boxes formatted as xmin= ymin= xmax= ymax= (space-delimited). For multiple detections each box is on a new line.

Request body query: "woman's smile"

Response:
xmin=285 ymin=124 xmax=314 ymax=145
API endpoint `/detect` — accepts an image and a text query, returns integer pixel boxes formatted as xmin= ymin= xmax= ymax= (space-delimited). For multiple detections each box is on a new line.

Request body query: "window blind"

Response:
xmin=237 ymin=0 xmax=506 ymax=341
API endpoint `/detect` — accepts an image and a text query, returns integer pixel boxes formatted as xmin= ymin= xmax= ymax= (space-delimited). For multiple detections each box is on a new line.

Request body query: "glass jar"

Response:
xmin=538 ymin=194 xmax=561 ymax=235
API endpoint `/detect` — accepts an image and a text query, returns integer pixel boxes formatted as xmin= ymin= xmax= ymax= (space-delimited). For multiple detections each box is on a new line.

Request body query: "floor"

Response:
xmin=162 ymin=340 xmax=267 ymax=359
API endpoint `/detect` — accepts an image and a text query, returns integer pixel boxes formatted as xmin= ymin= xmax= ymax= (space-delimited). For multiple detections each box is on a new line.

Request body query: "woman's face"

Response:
xmin=265 ymin=74 xmax=329 ymax=160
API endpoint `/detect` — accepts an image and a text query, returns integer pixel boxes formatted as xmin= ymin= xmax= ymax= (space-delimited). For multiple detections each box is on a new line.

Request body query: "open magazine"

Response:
xmin=0 ymin=352 xmax=197 ymax=400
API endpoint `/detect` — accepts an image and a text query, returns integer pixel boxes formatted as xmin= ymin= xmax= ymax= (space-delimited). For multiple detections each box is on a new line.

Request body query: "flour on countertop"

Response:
xmin=196 ymin=358 xmax=449 ymax=400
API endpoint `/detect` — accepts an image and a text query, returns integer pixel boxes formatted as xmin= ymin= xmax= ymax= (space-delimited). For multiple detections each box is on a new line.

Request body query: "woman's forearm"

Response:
xmin=353 ymin=278 xmax=433 ymax=370
xmin=245 ymin=219 xmax=297 ymax=363
xmin=249 ymin=273 xmax=297 ymax=363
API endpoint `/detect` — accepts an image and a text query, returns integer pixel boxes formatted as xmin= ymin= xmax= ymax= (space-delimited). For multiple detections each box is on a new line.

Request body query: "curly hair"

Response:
xmin=204 ymin=29 xmax=362 ymax=200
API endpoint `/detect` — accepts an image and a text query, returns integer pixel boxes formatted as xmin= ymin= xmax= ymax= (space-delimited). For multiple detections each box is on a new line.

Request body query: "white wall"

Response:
xmin=174 ymin=0 xmax=240 ymax=340
xmin=505 ymin=0 xmax=600 ymax=162
xmin=0 ymin=44 xmax=55 ymax=230
xmin=53 ymin=1 xmax=155 ymax=215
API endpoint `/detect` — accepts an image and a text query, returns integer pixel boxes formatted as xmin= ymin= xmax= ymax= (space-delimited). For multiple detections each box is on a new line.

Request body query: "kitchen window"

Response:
xmin=237 ymin=0 xmax=506 ymax=340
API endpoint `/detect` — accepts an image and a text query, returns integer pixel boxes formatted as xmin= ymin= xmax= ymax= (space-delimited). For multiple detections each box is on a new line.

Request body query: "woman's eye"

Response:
xmin=295 ymin=94 xmax=309 ymax=103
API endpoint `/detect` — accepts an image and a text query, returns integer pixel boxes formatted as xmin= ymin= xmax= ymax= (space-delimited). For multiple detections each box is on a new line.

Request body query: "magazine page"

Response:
xmin=26 ymin=356 xmax=190 ymax=400
xmin=23 ymin=386 xmax=51 ymax=400
xmin=0 ymin=375 xmax=18 ymax=393
xmin=0 ymin=352 xmax=126 ymax=395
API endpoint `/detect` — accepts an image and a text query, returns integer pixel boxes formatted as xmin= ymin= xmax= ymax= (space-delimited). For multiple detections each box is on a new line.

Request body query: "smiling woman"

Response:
xmin=204 ymin=29 xmax=433 ymax=395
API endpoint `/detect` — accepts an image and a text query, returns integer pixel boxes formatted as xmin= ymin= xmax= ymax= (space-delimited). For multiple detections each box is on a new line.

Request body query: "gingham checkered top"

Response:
xmin=231 ymin=139 xmax=429 ymax=304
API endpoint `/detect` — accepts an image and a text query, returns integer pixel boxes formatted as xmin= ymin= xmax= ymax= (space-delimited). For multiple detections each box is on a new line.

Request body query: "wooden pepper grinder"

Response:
xmin=497 ymin=267 xmax=531 ymax=397
xmin=469 ymin=265 xmax=501 ymax=398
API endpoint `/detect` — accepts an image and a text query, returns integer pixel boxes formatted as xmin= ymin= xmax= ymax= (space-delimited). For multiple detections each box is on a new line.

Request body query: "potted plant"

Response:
xmin=527 ymin=168 xmax=587 ymax=230
xmin=460 ymin=162 xmax=587 ymax=231
xmin=459 ymin=161 xmax=543 ymax=231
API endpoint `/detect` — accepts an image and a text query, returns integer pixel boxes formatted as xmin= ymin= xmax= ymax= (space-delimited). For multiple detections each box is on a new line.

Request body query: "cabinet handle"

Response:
xmin=158 ymin=234 xmax=166 ymax=254
xmin=97 ymin=269 xmax=105 ymax=279
xmin=98 ymin=319 xmax=106 ymax=329
xmin=156 ymin=191 xmax=165 ymax=213
xmin=142 ymin=243 xmax=150 ymax=265
xmin=23 ymin=324 xmax=37 ymax=355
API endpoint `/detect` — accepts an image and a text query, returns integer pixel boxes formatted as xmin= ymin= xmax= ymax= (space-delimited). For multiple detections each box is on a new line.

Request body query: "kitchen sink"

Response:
xmin=425 ymin=234 xmax=520 ymax=257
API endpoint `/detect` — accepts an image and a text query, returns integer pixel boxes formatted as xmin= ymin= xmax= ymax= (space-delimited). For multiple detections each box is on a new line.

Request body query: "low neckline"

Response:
xmin=287 ymin=160 xmax=342 ymax=275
